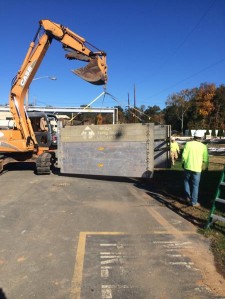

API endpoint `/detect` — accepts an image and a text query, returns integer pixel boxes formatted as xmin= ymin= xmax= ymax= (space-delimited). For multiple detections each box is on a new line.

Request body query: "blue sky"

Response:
xmin=0 ymin=0 xmax=224 ymax=110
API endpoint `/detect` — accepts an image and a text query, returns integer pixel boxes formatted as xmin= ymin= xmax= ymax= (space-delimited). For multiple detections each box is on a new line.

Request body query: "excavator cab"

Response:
xmin=28 ymin=111 xmax=54 ymax=148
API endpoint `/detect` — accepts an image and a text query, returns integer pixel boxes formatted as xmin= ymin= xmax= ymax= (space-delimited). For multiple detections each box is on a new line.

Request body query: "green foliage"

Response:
xmin=164 ymin=105 xmax=181 ymax=131
xmin=161 ymin=83 xmax=225 ymax=132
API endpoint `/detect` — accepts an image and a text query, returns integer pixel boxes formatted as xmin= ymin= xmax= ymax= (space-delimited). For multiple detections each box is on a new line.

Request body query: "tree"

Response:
xmin=165 ymin=89 xmax=196 ymax=134
xmin=185 ymin=97 xmax=202 ymax=130
xmin=144 ymin=105 xmax=161 ymax=124
xmin=212 ymin=84 xmax=225 ymax=130
xmin=164 ymin=105 xmax=181 ymax=132
xmin=195 ymin=83 xmax=216 ymax=128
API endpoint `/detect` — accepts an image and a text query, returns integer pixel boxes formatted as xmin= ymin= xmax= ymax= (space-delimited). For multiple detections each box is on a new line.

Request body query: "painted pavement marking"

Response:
xmin=69 ymin=232 xmax=216 ymax=299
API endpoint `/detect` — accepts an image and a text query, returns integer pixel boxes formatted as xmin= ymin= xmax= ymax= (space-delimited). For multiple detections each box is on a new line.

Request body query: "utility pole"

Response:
xmin=134 ymin=84 xmax=136 ymax=107
xmin=133 ymin=84 xmax=136 ymax=123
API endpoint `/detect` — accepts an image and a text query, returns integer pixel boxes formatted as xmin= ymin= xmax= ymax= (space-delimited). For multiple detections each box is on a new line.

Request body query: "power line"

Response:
xmin=146 ymin=56 xmax=225 ymax=100
xmin=158 ymin=0 xmax=217 ymax=70
xmin=144 ymin=0 xmax=217 ymax=83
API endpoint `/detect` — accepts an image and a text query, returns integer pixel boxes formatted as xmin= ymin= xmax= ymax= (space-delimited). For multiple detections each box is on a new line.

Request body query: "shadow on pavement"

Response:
xmin=0 ymin=288 xmax=7 ymax=299
xmin=134 ymin=169 xmax=224 ymax=230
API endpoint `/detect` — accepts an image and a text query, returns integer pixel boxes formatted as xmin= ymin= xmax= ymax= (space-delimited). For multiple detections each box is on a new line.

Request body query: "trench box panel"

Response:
xmin=154 ymin=125 xmax=170 ymax=168
xmin=57 ymin=123 xmax=155 ymax=178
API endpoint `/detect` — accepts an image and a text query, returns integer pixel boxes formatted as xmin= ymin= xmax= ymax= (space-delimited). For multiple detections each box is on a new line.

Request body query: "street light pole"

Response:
xmin=25 ymin=76 xmax=57 ymax=109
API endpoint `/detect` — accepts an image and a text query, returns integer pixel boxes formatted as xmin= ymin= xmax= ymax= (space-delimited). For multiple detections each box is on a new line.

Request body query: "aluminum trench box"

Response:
xmin=57 ymin=123 xmax=169 ymax=178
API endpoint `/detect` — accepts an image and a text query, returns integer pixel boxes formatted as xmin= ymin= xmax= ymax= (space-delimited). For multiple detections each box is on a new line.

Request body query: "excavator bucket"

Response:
xmin=72 ymin=58 xmax=107 ymax=85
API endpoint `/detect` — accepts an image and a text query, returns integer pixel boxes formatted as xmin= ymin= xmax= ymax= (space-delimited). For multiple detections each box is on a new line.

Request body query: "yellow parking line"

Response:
xmin=70 ymin=232 xmax=126 ymax=299
xmin=70 ymin=232 xmax=86 ymax=299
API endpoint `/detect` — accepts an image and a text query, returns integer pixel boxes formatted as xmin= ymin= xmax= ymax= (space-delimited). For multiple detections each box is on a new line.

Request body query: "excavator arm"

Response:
xmin=1 ymin=19 xmax=107 ymax=156
xmin=40 ymin=19 xmax=107 ymax=85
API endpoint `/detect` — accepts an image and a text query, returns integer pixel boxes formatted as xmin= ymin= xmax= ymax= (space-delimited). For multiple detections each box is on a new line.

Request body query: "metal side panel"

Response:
xmin=57 ymin=123 xmax=155 ymax=178
xmin=154 ymin=125 xmax=171 ymax=168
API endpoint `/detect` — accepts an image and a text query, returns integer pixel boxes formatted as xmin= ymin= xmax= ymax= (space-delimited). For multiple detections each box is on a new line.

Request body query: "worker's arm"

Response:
xmin=202 ymin=145 xmax=209 ymax=170
xmin=182 ymin=144 xmax=187 ymax=168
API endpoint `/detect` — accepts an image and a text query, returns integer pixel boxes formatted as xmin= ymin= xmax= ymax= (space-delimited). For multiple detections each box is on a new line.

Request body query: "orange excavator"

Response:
xmin=0 ymin=19 xmax=107 ymax=174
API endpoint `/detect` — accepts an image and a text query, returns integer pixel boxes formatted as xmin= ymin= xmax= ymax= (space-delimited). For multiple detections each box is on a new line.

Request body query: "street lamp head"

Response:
xmin=26 ymin=75 xmax=57 ymax=109
xmin=33 ymin=76 xmax=57 ymax=81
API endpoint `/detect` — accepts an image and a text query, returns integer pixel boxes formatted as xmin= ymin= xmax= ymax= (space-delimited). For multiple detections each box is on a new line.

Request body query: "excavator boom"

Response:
xmin=0 ymin=19 xmax=108 ymax=174
xmin=9 ymin=19 xmax=107 ymax=148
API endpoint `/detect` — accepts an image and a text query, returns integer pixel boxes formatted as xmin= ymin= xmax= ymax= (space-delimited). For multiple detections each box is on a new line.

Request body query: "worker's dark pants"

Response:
xmin=184 ymin=169 xmax=201 ymax=204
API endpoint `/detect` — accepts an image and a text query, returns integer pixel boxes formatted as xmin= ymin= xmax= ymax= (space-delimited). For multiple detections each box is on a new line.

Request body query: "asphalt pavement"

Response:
xmin=0 ymin=164 xmax=224 ymax=299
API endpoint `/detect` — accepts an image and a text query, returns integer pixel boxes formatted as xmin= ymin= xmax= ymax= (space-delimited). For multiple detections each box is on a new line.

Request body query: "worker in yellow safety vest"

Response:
xmin=170 ymin=137 xmax=180 ymax=165
xmin=182 ymin=130 xmax=209 ymax=207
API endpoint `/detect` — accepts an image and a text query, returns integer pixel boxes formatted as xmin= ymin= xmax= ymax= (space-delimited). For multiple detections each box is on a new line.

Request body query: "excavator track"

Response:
xmin=36 ymin=152 xmax=53 ymax=175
